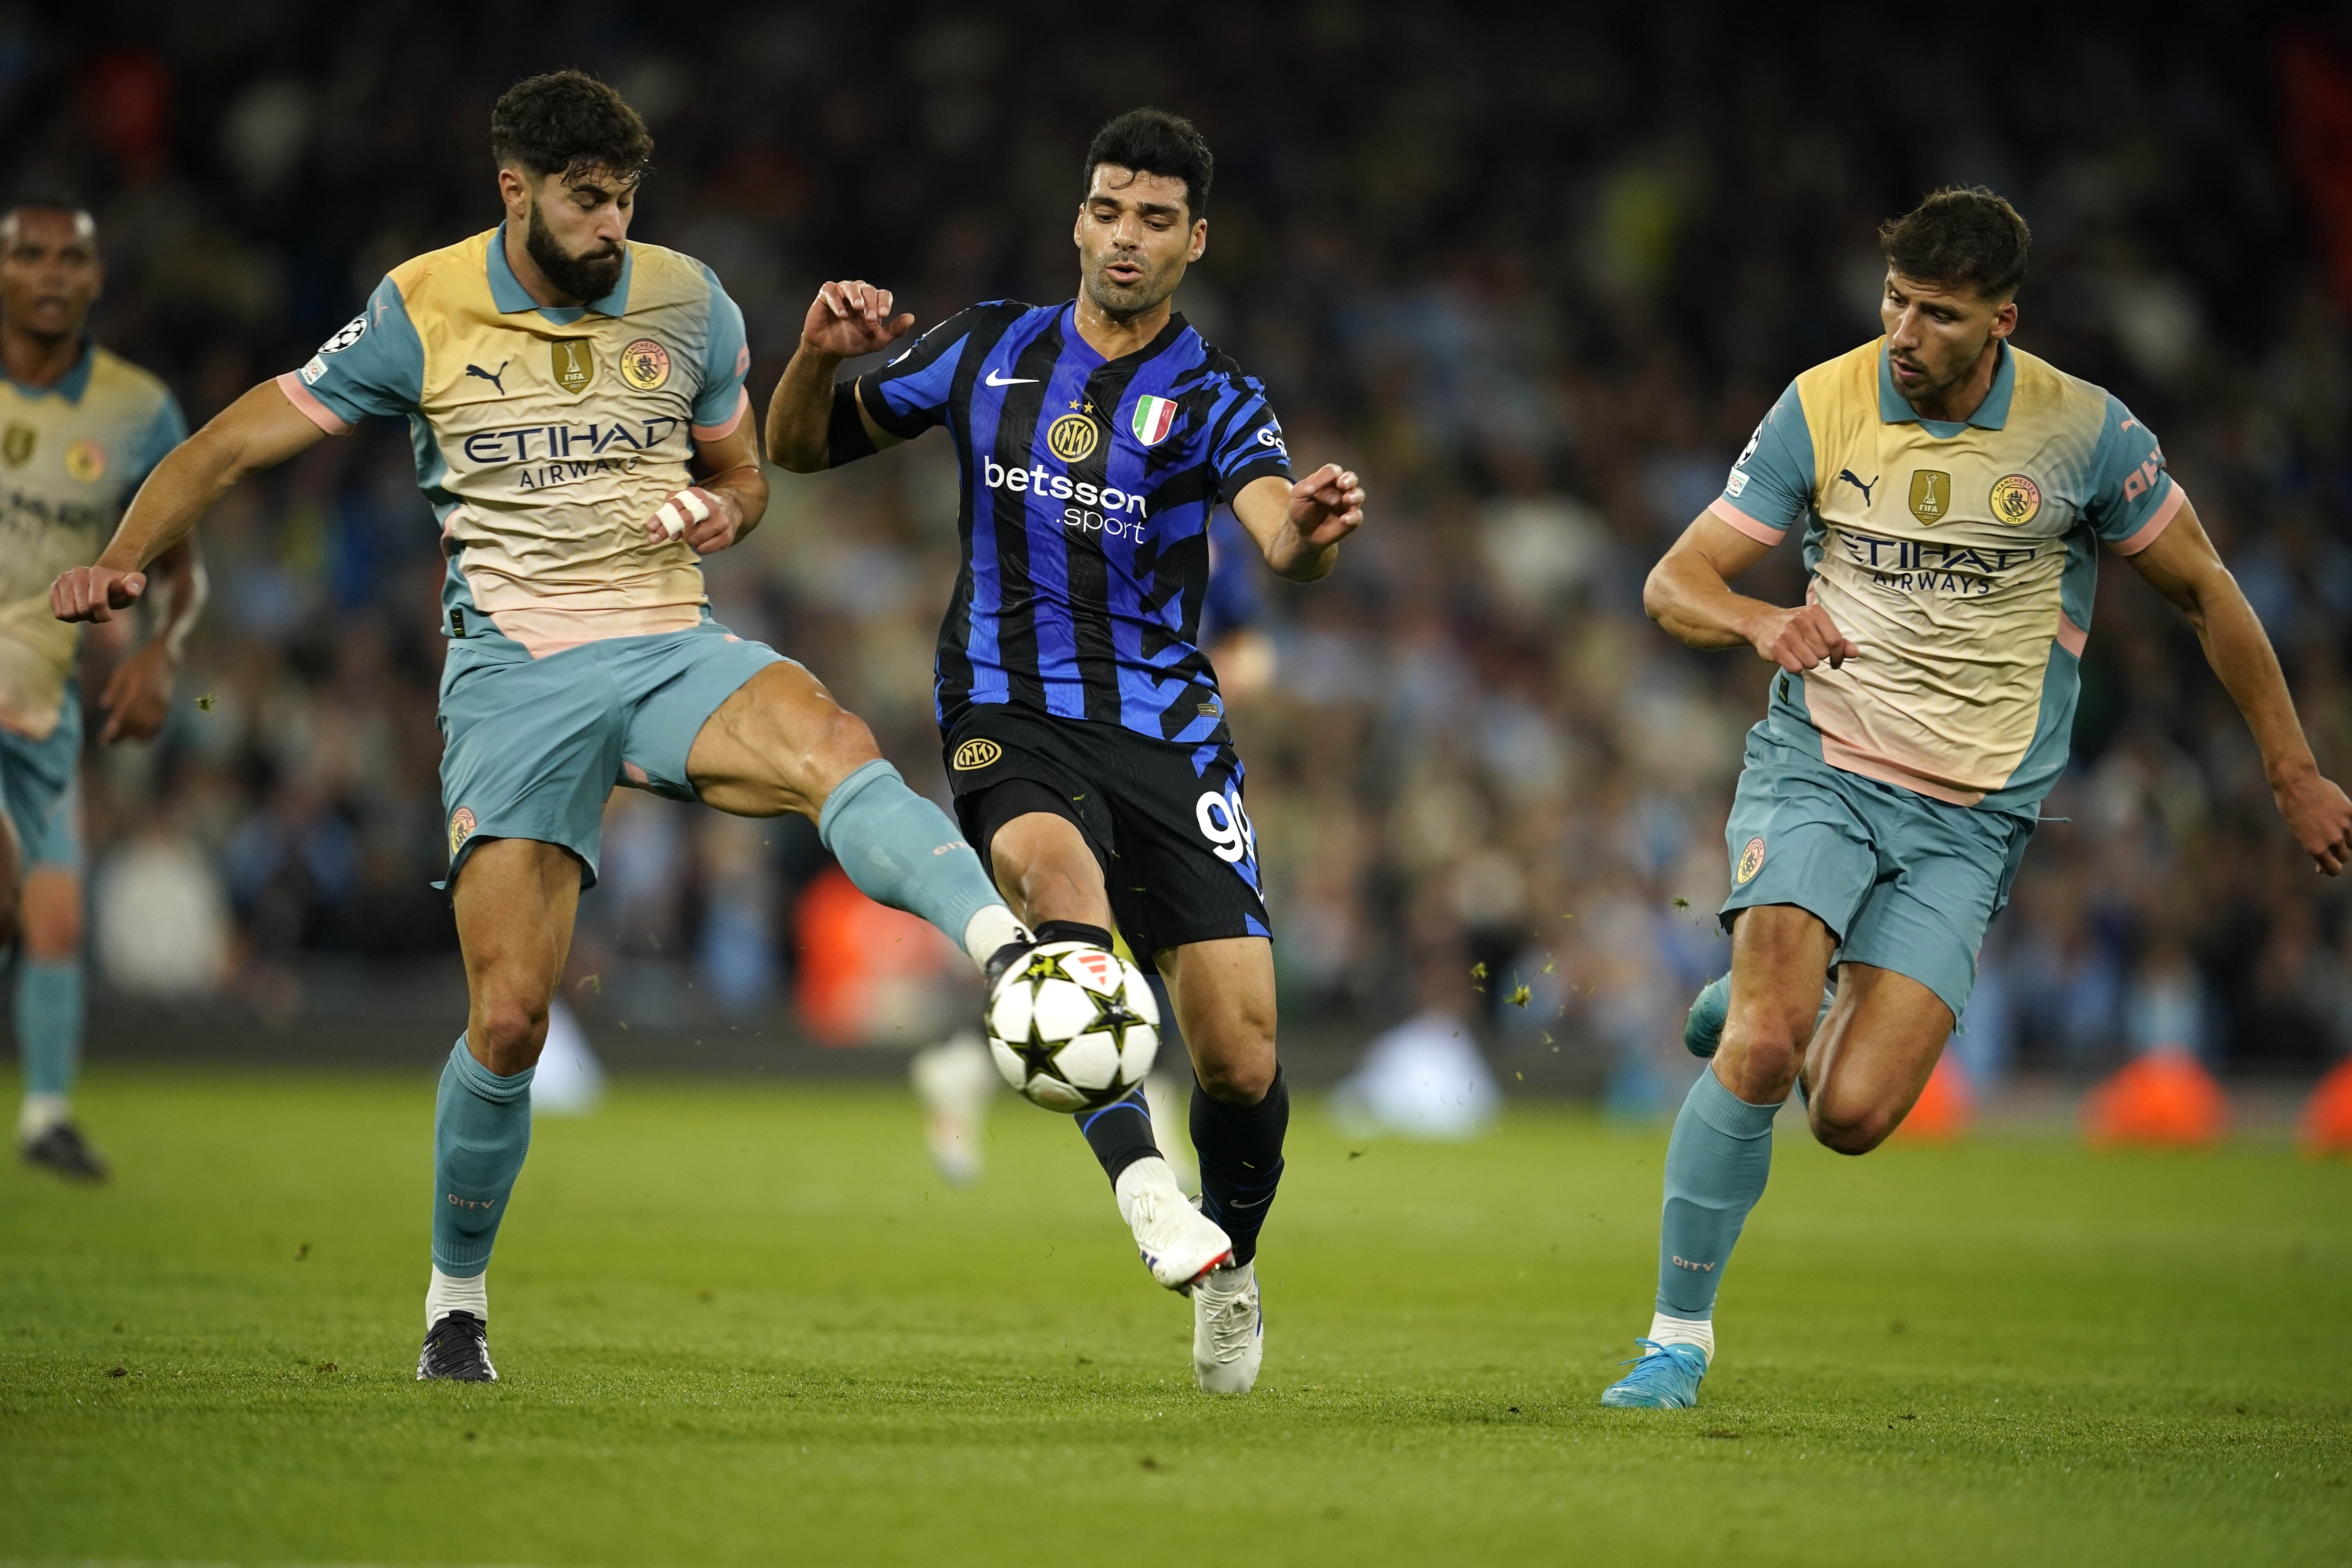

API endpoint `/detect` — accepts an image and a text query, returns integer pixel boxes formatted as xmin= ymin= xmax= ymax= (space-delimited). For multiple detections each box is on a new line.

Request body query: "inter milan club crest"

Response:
xmin=1907 ymin=469 xmax=1951 ymax=527
xmin=1130 ymin=394 xmax=1179 ymax=446
xmin=550 ymin=339 xmax=596 ymax=394
xmin=1046 ymin=412 xmax=1099 ymax=461
xmin=620 ymin=338 xmax=670 ymax=391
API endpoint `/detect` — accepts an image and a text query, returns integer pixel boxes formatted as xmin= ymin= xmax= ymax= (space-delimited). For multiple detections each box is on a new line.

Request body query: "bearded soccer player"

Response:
xmin=768 ymin=108 xmax=1365 ymax=1394
xmin=53 ymin=73 xmax=1041 ymax=1383
xmin=1601 ymin=187 xmax=2352 ymax=1408
xmin=0 ymin=195 xmax=201 ymax=1180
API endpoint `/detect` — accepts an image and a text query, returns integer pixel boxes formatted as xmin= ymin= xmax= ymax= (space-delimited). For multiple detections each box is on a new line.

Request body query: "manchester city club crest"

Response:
xmin=1130 ymin=394 xmax=1179 ymax=446
xmin=620 ymin=338 xmax=671 ymax=391
xmin=64 ymin=440 xmax=105 ymax=484
xmin=551 ymin=339 xmax=596 ymax=394
xmin=448 ymin=806 xmax=477 ymax=860
xmin=1735 ymin=835 xmax=1766 ymax=885
xmin=1989 ymin=473 xmax=2042 ymax=526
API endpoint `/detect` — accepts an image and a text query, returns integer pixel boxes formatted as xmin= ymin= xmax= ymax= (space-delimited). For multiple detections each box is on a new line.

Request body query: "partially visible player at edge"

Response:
xmin=51 ymin=73 xmax=1044 ymax=1383
xmin=1602 ymin=187 xmax=2352 ymax=1409
xmin=768 ymin=108 xmax=1365 ymax=1395
xmin=0 ymin=194 xmax=201 ymax=1180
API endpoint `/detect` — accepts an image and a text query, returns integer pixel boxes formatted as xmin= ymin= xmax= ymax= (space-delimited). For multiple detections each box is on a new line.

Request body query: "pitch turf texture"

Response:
xmin=4 ymin=1073 xmax=2347 ymax=1566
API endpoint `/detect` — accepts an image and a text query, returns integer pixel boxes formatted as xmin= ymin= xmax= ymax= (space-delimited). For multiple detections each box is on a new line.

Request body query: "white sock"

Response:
xmin=1113 ymin=1156 xmax=1183 ymax=1225
xmin=18 ymin=1093 xmax=67 ymax=1141
xmin=1648 ymin=1311 xmax=1714 ymax=1364
xmin=1208 ymin=1258 xmax=1254 ymax=1290
xmin=426 ymin=1266 xmax=488 ymax=1329
xmin=962 ymin=905 xmax=1031 ymax=970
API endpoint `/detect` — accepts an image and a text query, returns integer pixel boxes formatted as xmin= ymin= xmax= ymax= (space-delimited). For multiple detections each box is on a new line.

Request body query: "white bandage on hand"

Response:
xmin=654 ymin=488 xmax=713 ymax=540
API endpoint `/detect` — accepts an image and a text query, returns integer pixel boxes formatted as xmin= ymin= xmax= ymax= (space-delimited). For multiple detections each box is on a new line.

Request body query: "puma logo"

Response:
xmin=1838 ymin=469 xmax=1878 ymax=506
xmin=466 ymin=361 xmax=510 ymax=395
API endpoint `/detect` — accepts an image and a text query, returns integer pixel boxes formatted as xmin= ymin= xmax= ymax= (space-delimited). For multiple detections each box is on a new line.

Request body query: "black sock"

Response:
xmin=1035 ymin=920 xmax=1112 ymax=949
xmin=1076 ymin=1087 xmax=1161 ymax=1186
xmin=1191 ymin=1066 xmax=1288 ymax=1267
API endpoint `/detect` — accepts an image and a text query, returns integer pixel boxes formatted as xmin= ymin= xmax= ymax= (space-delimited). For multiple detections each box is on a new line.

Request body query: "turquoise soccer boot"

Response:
xmin=1599 ymin=1338 xmax=1708 ymax=1408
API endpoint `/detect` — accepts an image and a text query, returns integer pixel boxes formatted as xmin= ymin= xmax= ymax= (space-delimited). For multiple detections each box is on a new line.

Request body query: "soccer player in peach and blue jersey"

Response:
xmin=1604 ymin=187 xmax=2352 ymax=1406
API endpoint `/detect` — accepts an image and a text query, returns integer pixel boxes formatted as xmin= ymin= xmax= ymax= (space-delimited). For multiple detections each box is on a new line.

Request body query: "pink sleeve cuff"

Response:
xmin=274 ymin=371 xmax=354 ymax=436
xmin=2111 ymin=484 xmax=2187 ymax=556
xmin=1708 ymin=497 xmax=1788 ymax=546
xmin=691 ymin=387 xmax=751 ymax=442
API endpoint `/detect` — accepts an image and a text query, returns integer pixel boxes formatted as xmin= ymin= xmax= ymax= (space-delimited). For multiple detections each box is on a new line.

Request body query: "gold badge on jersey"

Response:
xmin=953 ymin=739 xmax=1003 ymax=771
xmin=1907 ymin=469 xmax=1952 ymax=526
xmin=64 ymin=440 xmax=105 ymax=484
xmin=620 ymin=338 xmax=671 ymax=391
xmin=1989 ymin=474 xmax=2042 ymax=526
xmin=1046 ymin=412 xmax=1099 ymax=462
xmin=550 ymin=339 xmax=596 ymax=394
xmin=2 ymin=423 xmax=32 ymax=468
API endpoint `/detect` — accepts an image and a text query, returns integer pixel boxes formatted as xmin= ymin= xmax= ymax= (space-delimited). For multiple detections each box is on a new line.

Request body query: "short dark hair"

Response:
xmin=1083 ymin=108 xmax=1213 ymax=217
xmin=489 ymin=71 xmax=655 ymax=187
xmin=3 ymin=186 xmax=91 ymax=226
xmin=1879 ymin=186 xmax=2031 ymax=300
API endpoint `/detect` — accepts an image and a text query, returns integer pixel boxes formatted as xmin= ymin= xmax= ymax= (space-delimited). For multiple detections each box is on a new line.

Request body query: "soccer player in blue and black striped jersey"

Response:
xmin=770 ymin=108 xmax=1366 ymax=1395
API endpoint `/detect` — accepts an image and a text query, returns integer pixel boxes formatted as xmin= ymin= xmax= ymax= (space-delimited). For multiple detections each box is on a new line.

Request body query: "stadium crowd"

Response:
xmin=14 ymin=5 xmax=2352 ymax=1100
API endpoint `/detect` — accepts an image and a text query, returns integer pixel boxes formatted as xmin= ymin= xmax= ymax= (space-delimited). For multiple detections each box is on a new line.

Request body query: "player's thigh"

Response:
xmin=439 ymin=644 xmax=621 ymax=891
xmin=18 ymin=866 xmax=81 ymax=960
xmin=984 ymin=801 xmax=1112 ymax=930
xmin=1722 ymin=902 xmax=1841 ymax=1094
xmin=451 ymin=837 xmax=583 ymax=1073
xmin=1806 ymin=964 xmax=1954 ymax=1154
xmin=682 ymin=659 xmax=880 ymax=819
xmin=1156 ymin=936 xmax=1277 ymax=1103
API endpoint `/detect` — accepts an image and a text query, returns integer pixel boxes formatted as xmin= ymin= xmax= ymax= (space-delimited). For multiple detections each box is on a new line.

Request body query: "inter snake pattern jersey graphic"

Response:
xmin=850 ymin=300 xmax=1292 ymax=745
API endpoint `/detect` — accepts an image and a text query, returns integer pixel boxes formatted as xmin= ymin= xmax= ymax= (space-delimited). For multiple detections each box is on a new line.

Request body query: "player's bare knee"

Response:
xmin=472 ymin=995 xmax=550 ymax=1076
xmin=1715 ymin=1019 xmax=1805 ymax=1100
xmin=1809 ymin=1096 xmax=1896 ymax=1156
xmin=1194 ymin=1051 xmax=1275 ymax=1105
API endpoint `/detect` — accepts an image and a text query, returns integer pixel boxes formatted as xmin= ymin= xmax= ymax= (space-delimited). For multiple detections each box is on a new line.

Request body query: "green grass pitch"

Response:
xmin=2 ymin=1069 xmax=2347 ymax=1566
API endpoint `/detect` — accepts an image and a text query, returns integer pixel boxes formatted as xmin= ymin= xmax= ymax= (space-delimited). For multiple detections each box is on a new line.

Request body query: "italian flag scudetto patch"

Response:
xmin=1131 ymin=395 xmax=1178 ymax=446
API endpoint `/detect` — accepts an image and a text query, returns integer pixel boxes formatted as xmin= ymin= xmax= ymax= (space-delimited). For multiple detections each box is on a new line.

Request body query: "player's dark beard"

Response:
xmin=524 ymin=201 xmax=625 ymax=303
xmin=1083 ymin=249 xmax=1178 ymax=323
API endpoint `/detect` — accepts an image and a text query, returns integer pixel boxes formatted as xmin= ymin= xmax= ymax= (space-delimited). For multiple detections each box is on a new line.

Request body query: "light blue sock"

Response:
xmin=1656 ymin=1066 xmax=1784 ymax=1319
xmin=817 ymin=760 xmax=1008 ymax=953
xmin=17 ymin=958 xmax=83 ymax=1100
xmin=432 ymin=1036 xmax=533 ymax=1279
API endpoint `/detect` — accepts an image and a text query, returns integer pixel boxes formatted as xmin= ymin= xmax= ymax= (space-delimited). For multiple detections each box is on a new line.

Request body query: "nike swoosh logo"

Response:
xmin=984 ymin=370 xmax=1036 ymax=386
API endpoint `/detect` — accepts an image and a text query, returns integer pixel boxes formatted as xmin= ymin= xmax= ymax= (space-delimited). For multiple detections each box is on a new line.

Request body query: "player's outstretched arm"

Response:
xmin=1645 ymin=511 xmax=1860 ymax=671
xmin=766 ymin=280 xmax=914 ymax=473
xmin=2126 ymin=500 xmax=2352 ymax=875
xmin=52 ymin=379 xmax=325 ymax=624
xmin=1232 ymin=466 xmax=1364 ymax=583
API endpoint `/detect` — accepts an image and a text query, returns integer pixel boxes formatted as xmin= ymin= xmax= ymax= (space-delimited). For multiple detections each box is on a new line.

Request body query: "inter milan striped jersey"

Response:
xmin=851 ymin=300 xmax=1291 ymax=743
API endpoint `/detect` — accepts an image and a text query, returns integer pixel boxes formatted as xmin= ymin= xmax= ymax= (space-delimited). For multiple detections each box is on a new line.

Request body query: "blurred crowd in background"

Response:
xmin=16 ymin=4 xmax=2352 ymax=1102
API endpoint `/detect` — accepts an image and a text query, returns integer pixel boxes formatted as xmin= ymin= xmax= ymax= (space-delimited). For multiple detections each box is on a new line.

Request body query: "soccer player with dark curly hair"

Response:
xmin=1600 ymin=186 xmax=2352 ymax=1408
xmin=52 ymin=71 xmax=1042 ymax=1384
xmin=767 ymin=107 xmax=1367 ymax=1395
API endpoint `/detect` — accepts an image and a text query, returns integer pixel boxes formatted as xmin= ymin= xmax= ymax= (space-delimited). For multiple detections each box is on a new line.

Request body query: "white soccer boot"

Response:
xmin=1192 ymin=1261 xmax=1263 ymax=1394
xmin=1115 ymin=1156 xmax=1232 ymax=1290
xmin=911 ymin=1030 xmax=996 ymax=1186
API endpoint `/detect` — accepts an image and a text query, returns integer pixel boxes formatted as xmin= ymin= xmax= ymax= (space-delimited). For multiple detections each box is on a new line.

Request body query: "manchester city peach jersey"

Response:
xmin=0 ymin=346 xmax=184 ymax=738
xmin=278 ymin=225 xmax=750 ymax=657
xmin=1711 ymin=339 xmax=2183 ymax=814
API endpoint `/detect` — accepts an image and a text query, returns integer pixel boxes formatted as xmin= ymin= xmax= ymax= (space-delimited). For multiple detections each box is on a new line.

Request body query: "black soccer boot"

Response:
xmin=20 ymin=1120 xmax=111 ymax=1182
xmin=416 ymin=1311 xmax=499 ymax=1382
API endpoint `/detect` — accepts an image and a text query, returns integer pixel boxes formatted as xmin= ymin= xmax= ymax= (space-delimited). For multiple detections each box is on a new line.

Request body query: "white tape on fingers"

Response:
xmin=656 ymin=488 xmax=713 ymax=539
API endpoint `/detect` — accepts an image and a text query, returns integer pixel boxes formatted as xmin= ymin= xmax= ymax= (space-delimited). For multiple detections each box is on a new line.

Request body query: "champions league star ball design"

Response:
xmin=985 ymin=941 xmax=1160 ymax=1112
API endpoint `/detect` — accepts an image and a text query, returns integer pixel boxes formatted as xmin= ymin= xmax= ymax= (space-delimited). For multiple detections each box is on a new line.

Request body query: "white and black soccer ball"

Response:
xmin=985 ymin=941 xmax=1159 ymax=1112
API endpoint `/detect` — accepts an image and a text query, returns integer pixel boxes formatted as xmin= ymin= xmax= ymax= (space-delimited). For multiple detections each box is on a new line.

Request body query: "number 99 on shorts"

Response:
xmin=1196 ymin=788 xmax=1256 ymax=865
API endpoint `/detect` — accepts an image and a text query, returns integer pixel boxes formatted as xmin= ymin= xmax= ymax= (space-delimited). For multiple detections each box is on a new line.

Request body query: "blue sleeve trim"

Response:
xmin=1718 ymin=379 xmax=1813 ymax=535
xmin=692 ymin=265 xmax=751 ymax=428
xmin=303 ymin=277 xmax=425 ymax=425
xmin=2083 ymin=394 xmax=2174 ymax=544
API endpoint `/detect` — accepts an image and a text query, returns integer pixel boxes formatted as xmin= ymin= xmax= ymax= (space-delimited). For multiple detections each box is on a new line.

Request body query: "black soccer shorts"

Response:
xmin=942 ymin=705 xmax=1272 ymax=960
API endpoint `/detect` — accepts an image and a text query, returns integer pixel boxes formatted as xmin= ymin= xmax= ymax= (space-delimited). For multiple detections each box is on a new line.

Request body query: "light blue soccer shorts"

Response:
xmin=1719 ymin=721 xmax=2034 ymax=1020
xmin=0 ymin=682 xmax=83 ymax=874
xmin=437 ymin=617 xmax=784 ymax=890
